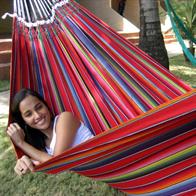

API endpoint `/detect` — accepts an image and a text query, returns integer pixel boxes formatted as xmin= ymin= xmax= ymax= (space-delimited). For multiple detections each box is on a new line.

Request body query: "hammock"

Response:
xmin=5 ymin=0 xmax=195 ymax=195
xmin=164 ymin=0 xmax=196 ymax=66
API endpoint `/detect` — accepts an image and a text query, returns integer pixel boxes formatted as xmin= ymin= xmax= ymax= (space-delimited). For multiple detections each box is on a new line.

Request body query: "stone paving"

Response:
xmin=165 ymin=41 xmax=188 ymax=58
xmin=0 ymin=90 xmax=9 ymax=117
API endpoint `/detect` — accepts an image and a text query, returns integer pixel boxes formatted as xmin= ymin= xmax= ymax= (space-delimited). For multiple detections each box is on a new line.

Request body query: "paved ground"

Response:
xmin=0 ymin=90 xmax=9 ymax=117
xmin=0 ymin=42 xmax=186 ymax=117
xmin=166 ymin=41 xmax=184 ymax=57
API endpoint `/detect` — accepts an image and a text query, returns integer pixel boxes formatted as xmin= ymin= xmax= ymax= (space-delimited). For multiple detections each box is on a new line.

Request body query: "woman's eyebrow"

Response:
xmin=34 ymin=102 xmax=42 ymax=107
xmin=22 ymin=109 xmax=31 ymax=116
xmin=22 ymin=102 xmax=42 ymax=115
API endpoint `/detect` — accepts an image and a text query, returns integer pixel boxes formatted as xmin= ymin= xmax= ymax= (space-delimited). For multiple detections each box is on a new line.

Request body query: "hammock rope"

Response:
xmin=164 ymin=0 xmax=196 ymax=66
xmin=5 ymin=0 xmax=196 ymax=195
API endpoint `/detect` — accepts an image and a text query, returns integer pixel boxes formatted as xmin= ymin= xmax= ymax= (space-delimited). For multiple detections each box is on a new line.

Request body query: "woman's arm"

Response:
xmin=53 ymin=112 xmax=80 ymax=155
xmin=17 ymin=141 xmax=52 ymax=163
xmin=7 ymin=112 xmax=80 ymax=162
xmin=7 ymin=123 xmax=52 ymax=163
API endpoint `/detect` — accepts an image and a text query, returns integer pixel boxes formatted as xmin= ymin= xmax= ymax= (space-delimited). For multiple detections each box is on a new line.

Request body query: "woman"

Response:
xmin=7 ymin=88 xmax=94 ymax=175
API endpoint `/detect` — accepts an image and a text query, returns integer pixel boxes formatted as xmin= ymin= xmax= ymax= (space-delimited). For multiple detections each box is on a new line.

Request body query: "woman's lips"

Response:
xmin=35 ymin=117 xmax=45 ymax=125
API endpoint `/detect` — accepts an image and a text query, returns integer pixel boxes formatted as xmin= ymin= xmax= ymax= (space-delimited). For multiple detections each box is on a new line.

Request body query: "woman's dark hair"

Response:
xmin=11 ymin=88 xmax=54 ymax=151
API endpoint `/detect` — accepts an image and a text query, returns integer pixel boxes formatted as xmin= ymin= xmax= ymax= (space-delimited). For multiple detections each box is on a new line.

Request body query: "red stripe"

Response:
xmin=175 ymin=188 xmax=196 ymax=196
xmin=50 ymin=26 xmax=108 ymax=132
xmin=40 ymin=28 xmax=74 ymax=113
xmin=58 ymin=12 xmax=141 ymax=119
xmin=90 ymin=135 xmax=195 ymax=180
xmin=68 ymin=10 xmax=168 ymax=105
xmin=72 ymin=1 xmax=192 ymax=93
xmin=123 ymin=166 xmax=194 ymax=194
xmin=77 ymin=124 xmax=195 ymax=177
xmin=109 ymin=157 xmax=195 ymax=189
xmin=56 ymin=26 xmax=119 ymax=128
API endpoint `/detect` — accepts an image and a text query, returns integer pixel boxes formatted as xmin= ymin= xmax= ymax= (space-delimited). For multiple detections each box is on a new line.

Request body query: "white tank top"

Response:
xmin=45 ymin=116 xmax=94 ymax=155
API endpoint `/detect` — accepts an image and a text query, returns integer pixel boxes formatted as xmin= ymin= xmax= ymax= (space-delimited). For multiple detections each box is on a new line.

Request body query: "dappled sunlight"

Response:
xmin=0 ymin=114 xmax=11 ymax=161
xmin=170 ymin=63 xmax=196 ymax=87
xmin=0 ymin=91 xmax=9 ymax=117
xmin=0 ymin=115 xmax=8 ymax=128
xmin=170 ymin=65 xmax=196 ymax=76
xmin=0 ymin=146 xmax=12 ymax=160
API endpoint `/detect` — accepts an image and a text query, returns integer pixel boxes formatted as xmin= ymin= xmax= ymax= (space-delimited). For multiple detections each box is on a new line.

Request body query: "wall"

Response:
xmin=123 ymin=0 xmax=140 ymax=28
xmin=0 ymin=0 xmax=12 ymax=37
xmin=79 ymin=0 xmax=139 ymax=33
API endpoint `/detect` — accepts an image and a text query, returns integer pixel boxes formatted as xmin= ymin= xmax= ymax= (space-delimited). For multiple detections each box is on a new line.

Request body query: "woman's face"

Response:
xmin=19 ymin=95 xmax=51 ymax=131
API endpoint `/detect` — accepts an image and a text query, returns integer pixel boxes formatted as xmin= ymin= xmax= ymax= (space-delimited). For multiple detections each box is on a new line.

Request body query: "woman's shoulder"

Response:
xmin=58 ymin=111 xmax=75 ymax=119
xmin=57 ymin=112 xmax=79 ymax=125
xmin=55 ymin=112 xmax=81 ymax=135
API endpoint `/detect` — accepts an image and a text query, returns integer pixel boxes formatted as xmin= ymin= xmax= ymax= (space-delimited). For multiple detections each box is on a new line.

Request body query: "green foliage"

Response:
xmin=171 ymin=0 xmax=196 ymax=37
xmin=169 ymin=54 xmax=196 ymax=87
xmin=0 ymin=80 xmax=10 ymax=92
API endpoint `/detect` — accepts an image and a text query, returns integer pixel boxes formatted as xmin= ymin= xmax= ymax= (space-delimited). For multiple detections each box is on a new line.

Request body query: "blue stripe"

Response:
xmin=65 ymin=17 xmax=149 ymax=112
xmin=72 ymin=121 xmax=194 ymax=172
xmin=45 ymin=27 xmax=93 ymax=131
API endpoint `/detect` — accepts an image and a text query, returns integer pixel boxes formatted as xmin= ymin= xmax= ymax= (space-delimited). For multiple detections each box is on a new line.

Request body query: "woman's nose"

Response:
xmin=33 ymin=111 xmax=41 ymax=119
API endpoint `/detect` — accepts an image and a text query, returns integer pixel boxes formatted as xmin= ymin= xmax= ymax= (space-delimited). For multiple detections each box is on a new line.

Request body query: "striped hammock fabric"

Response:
xmin=8 ymin=0 xmax=195 ymax=195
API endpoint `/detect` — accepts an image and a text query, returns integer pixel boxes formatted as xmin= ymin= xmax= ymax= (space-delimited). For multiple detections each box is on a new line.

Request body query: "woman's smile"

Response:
xmin=35 ymin=117 xmax=46 ymax=126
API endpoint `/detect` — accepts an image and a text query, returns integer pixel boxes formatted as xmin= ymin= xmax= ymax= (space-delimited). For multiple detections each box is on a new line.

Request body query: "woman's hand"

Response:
xmin=14 ymin=155 xmax=40 ymax=176
xmin=7 ymin=123 xmax=25 ymax=147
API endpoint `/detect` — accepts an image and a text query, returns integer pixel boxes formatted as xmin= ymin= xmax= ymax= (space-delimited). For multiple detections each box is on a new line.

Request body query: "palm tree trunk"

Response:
xmin=139 ymin=0 xmax=169 ymax=69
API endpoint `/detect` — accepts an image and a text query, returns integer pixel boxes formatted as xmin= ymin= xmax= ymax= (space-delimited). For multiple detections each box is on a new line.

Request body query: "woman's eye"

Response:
xmin=36 ymin=104 xmax=43 ymax=110
xmin=25 ymin=112 xmax=32 ymax=117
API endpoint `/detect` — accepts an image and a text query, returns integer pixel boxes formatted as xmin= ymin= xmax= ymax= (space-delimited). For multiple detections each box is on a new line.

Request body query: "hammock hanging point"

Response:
xmin=8 ymin=0 xmax=195 ymax=195
xmin=2 ymin=0 xmax=71 ymax=28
